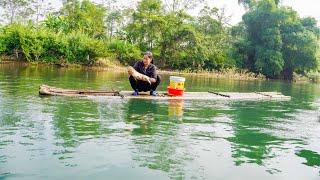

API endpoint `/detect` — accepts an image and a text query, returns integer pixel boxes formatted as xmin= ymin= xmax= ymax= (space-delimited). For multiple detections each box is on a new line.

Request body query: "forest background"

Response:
xmin=0 ymin=0 xmax=319 ymax=80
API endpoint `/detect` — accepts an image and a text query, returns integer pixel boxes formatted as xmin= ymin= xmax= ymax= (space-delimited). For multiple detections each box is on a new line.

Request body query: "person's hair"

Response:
xmin=144 ymin=51 xmax=153 ymax=64
xmin=144 ymin=51 xmax=153 ymax=59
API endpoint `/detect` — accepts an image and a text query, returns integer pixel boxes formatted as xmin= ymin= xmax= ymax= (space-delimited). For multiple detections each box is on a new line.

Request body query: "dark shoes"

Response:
xmin=131 ymin=90 xmax=139 ymax=96
xmin=131 ymin=90 xmax=157 ymax=96
xmin=150 ymin=90 xmax=157 ymax=96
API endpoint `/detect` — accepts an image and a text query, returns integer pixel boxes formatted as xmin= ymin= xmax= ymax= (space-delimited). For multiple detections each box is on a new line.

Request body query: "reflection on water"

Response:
xmin=226 ymin=99 xmax=320 ymax=175
xmin=125 ymin=99 xmax=162 ymax=135
xmin=296 ymin=150 xmax=320 ymax=167
xmin=227 ymin=102 xmax=285 ymax=166
xmin=0 ymin=63 xmax=320 ymax=179
xmin=168 ymin=99 xmax=184 ymax=120
xmin=124 ymin=99 xmax=193 ymax=179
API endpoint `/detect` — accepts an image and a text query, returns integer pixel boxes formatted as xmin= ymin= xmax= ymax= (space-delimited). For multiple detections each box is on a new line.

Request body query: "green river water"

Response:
xmin=0 ymin=62 xmax=320 ymax=180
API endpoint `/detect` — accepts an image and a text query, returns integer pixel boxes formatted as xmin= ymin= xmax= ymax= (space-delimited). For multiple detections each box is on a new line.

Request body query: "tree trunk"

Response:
xmin=282 ymin=68 xmax=293 ymax=81
xmin=14 ymin=49 xmax=19 ymax=60
xmin=159 ymin=43 xmax=167 ymax=67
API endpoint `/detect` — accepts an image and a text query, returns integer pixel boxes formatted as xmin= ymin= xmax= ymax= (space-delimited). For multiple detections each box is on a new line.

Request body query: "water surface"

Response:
xmin=0 ymin=62 xmax=319 ymax=179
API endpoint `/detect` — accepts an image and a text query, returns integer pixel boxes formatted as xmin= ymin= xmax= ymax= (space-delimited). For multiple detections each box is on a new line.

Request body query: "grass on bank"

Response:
xmin=2 ymin=56 xmax=320 ymax=83
xmin=1 ymin=56 xmax=265 ymax=81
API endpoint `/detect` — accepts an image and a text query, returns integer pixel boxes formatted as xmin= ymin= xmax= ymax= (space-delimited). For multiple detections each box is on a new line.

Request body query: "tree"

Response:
xmin=193 ymin=6 xmax=230 ymax=69
xmin=238 ymin=0 xmax=256 ymax=9
xmin=105 ymin=11 xmax=123 ymax=39
xmin=234 ymin=0 xmax=319 ymax=79
xmin=229 ymin=22 xmax=256 ymax=70
xmin=46 ymin=0 xmax=106 ymax=38
xmin=158 ymin=11 xmax=199 ymax=69
xmin=238 ymin=0 xmax=280 ymax=9
xmin=242 ymin=0 xmax=284 ymax=78
xmin=125 ymin=0 xmax=165 ymax=51
xmin=31 ymin=0 xmax=54 ymax=24
xmin=163 ymin=0 xmax=204 ymax=12
xmin=97 ymin=0 xmax=125 ymax=40
xmin=0 ymin=0 xmax=34 ymax=24
xmin=279 ymin=8 xmax=319 ymax=80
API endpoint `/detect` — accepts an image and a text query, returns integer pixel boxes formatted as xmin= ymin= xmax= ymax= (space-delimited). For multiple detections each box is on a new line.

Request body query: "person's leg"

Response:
xmin=137 ymin=81 xmax=150 ymax=92
xmin=150 ymin=75 xmax=161 ymax=96
xmin=151 ymin=75 xmax=161 ymax=91
xmin=129 ymin=76 xmax=138 ymax=91
xmin=129 ymin=76 xmax=139 ymax=95
xmin=131 ymin=75 xmax=160 ymax=95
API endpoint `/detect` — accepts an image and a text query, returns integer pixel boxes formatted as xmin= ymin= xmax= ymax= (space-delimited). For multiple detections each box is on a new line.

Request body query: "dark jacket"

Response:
xmin=133 ymin=61 xmax=157 ymax=79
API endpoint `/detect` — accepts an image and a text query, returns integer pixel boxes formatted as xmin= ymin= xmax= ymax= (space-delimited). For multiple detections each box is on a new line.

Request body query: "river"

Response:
xmin=0 ymin=62 xmax=319 ymax=179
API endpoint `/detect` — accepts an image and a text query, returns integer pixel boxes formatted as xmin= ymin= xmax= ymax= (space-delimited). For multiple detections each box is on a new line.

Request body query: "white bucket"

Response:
xmin=169 ymin=76 xmax=185 ymax=90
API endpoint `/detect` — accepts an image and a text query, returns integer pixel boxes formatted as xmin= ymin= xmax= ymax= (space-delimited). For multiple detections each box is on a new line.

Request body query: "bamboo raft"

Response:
xmin=39 ymin=84 xmax=291 ymax=101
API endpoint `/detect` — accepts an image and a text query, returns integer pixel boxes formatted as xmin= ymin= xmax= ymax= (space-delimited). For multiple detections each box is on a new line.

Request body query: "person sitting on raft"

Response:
xmin=128 ymin=51 xmax=161 ymax=96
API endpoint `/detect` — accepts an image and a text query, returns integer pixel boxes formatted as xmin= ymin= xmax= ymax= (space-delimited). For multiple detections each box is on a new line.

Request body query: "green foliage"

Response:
xmin=106 ymin=11 xmax=123 ymax=39
xmin=0 ymin=0 xmax=318 ymax=80
xmin=238 ymin=0 xmax=257 ymax=9
xmin=318 ymin=41 xmax=320 ymax=71
xmin=0 ymin=24 xmax=108 ymax=64
xmin=123 ymin=4 xmax=231 ymax=71
xmin=44 ymin=14 xmax=70 ymax=34
xmin=61 ymin=31 xmax=108 ymax=64
xmin=233 ymin=0 xmax=319 ymax=79
xmin=280 ymin=8 xmax=319 ymax=79
xmin=0 ymin=28 xmax=7 ymax=53
xmin=0 ymin=0 xmax=109 ymax=64
xmin=229 ymin=23 xmax=254 ymax=69
xmin=159 ymin=14 xmax=200 ymax=69
xmin=1 ymin=24 xmax=24 ymax=59
xmin=238 ymin=0 xmax=280 ymax=9
xmin=45 ymin=0 xmax=106 ymax=38
xmin=125 ymin=0 xmax=165 ymax=51
xmin=242 ymin=0 xmax=284 ymax=78
xmin=108 ymin=40 xmax=141 ymax=65
xmin=195 ymin=6 xmax=230 ymax=70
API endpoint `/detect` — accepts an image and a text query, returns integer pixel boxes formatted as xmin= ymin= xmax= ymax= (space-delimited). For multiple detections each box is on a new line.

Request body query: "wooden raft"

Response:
xmin=39 ymin=84 xmax=291 ymax=101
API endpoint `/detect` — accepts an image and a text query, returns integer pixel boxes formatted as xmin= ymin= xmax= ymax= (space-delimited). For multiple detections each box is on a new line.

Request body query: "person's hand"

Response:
xmin=127 ymin=66 xmax=134 ymax=76
xmin=149 ymin=78 xmax=156 ymax=83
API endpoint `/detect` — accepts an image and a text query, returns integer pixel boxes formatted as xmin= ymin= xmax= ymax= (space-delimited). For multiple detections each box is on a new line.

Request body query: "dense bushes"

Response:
xmin=0 ymin=23 xmax=142 ymax=66
xmin=0 ymin=29 xmax=6 ymax=54
xmin=108 ymin=40 xmax=141 ymax=66
xmin=0 ymin=24 xmax=109 ymax=64
xmin=59 ymin=32 xmax=108 ymax=64
xmin=0 ymin=0 xmax=111 ymax=65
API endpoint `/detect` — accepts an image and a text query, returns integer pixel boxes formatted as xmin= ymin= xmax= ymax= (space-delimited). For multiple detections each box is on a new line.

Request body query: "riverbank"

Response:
xmin=2 ymin=58 xmax=319 ymax=83
xmin=0 ymin=58 xmax=266 ymax=81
